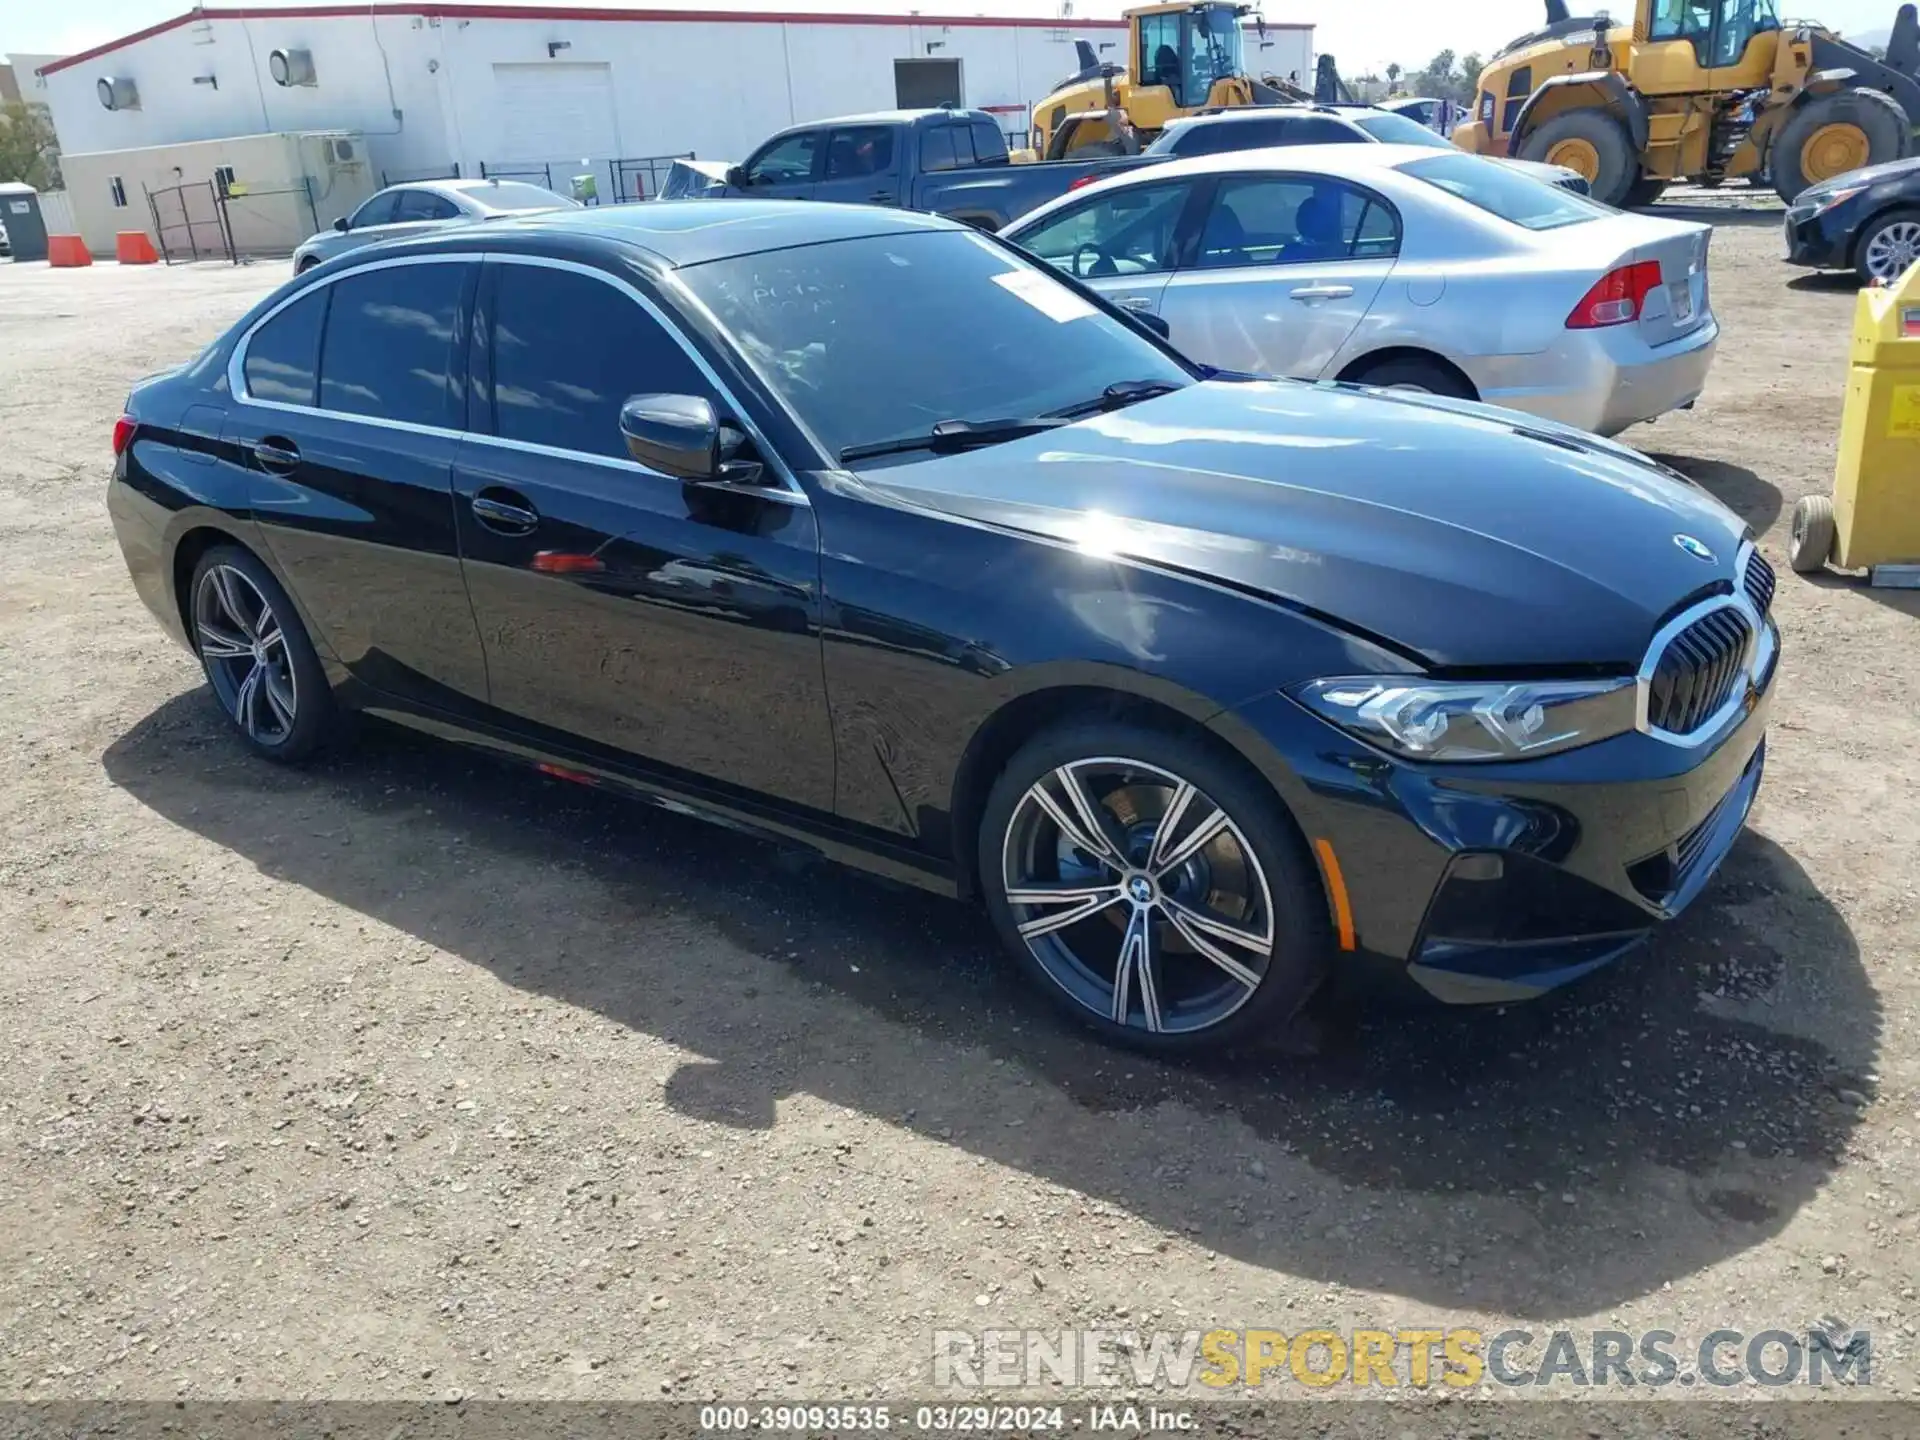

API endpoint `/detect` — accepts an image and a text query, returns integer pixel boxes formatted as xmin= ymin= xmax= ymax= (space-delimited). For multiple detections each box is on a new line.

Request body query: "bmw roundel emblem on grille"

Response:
xmin=1673 ymin=533 xmax=1715 ymax=562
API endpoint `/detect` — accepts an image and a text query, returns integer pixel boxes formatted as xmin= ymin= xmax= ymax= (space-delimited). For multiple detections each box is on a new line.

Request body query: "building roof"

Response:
xmin=40 ymin=4 xmax=1309 ymax=77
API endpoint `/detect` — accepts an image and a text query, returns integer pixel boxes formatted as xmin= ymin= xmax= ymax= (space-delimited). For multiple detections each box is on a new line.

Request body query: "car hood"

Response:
xmin=1808 ymin=155 xmax=1920 ymax=195
xmin=851 ymin=380 xmax=1747 ymax=670
xmin=1498 ymin=157 xmax=1581 ymax=185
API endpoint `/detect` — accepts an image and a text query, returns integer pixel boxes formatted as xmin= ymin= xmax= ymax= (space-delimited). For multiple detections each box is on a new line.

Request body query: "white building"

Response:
xmin=34 ymin=3 xmax=1311 ymax=251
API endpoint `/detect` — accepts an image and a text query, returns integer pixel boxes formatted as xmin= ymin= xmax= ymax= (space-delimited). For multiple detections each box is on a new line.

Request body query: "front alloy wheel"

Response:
xmin=1859 ymin=211 xmax=1920 ymax=285
xmin=982 ymin=725 xmax=1327 ymax=1052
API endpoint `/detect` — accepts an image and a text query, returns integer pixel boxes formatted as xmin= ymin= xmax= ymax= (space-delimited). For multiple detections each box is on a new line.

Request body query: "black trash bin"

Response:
xmin=0 ymin=183 xmax=50 ymax=264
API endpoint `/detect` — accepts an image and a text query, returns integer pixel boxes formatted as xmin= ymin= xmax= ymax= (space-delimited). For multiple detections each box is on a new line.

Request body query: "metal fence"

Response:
xmin=480 ymin=161 xmax=556 ymax=189
xmin=612 ymin=152 xmax=696 ymax=203
xmin=145 ymin=181 xmax=233 ymax=265
xmin=214 ymin=174 xmax=319 ymax=259
xmin=381 ymin=162 xmax=462 ymax=187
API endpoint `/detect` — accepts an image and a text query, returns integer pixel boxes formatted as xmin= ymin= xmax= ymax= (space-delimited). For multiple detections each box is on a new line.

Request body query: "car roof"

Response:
xmin=772 ymin=108 xmax=992 ymax=132
xmin=1134 ymin=142 xmax=1436 ymax=179
xmin=470 ymin=197 xmax=964 ymax=268
xmin=1162 ymin=104 xmax=1389 ymax=131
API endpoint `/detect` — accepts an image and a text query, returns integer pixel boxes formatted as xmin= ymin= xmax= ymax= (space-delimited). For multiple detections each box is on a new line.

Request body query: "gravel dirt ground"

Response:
xmin=1 ymin=214 xmax=1917 ymax=1412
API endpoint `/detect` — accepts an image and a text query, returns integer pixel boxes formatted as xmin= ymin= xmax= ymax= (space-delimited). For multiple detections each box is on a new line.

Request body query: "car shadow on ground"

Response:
xmin=1646 ymin=451 xmax=1783 ymax=537
xmin=103 ymin=695 xmax=1878 ymax=1318
xmin=1785 ymin=271 xmax=1861 ymax=293
xmin=1797 ymin=566 xmax=1920 ymax=620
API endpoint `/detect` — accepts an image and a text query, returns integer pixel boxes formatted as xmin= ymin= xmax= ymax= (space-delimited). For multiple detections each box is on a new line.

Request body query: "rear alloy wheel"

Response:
xmin=980 ymin=723 xmax=1327 ymax=1053
xmin=1521 ymin=110 xmax=1638 ymax=207
xmin=1855 ymin=207 xmax=1920 ymax=285
xmin=190 ymin=545 xmax=335 ymax=761
xmin=1773 ymin=89 xmax=1909 ymax=202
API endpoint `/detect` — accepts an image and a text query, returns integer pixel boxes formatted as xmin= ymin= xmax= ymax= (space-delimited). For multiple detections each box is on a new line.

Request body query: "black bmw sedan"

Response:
xmin=109 ymin=200 xmax=1777 ymax=1053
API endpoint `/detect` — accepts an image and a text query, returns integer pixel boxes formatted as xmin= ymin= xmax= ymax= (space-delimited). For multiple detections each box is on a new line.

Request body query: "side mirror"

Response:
xmin=725 ymin=166 xmax=749 ymax=189
xmin=1135 ymin=311 xmax=1171 ymax=340
xmin=332 ymin=215 xmax=350 ymax=232
xmin=620 ymin=394 xmax=764 ymax=486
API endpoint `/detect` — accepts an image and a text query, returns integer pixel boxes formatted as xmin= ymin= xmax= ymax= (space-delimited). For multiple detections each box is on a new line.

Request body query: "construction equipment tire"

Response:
xmin=1773 ymin=89 xmax=1910 ymax=202
xmin=1521 ymin=110 xmax=1639 ymax=208
xmin=1623 ymin=176 xmax=1671 ymax=207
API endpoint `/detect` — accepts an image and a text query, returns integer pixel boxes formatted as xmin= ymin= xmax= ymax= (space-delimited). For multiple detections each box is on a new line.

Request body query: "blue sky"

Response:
xmin=6 ymin=0 xmax=1903 ymax=83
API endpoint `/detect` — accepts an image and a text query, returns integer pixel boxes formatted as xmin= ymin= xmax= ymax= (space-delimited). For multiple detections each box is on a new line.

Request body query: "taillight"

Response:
xmin=112 ymin=415 xmax=136 ymax=456
xmin=1565 ymin=261 xmax=1663 ymax=329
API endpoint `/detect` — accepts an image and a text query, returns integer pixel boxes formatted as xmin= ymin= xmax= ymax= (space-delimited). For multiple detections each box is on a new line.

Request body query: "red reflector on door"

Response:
xmin=531 ymin=552 xmax=604 ymax=574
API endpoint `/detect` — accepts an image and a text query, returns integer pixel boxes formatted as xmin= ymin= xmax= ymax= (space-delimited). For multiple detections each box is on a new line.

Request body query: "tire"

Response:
xmin=1853 ymin=206 xmax=1920 ymax=285
xmin=1520 ymin=110 xmax=1638 ymax=208
xmin=1350 ymin=355 xmax=1474 ymax=400
xmin=188 ymin=544 xmax=337 ymax=762
xmin=978 ymin=720 xmax=1329 ymax=1054
xmin=1788 ymin=495 xmax=1836 ymax=575
xmin=1622 ymin=176 xmax=1670 ymax=207
xmin=296 ymin=257 xmax=320 ymax=273
xmin=1772 ymin=89 xmax=1910 ymax=203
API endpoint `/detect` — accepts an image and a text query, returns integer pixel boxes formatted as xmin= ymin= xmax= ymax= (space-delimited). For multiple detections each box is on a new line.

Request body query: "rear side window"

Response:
xmin=490 ymin=264 xmax=712 ymax=461
xmin=1285 ymin=116 xmax=1363 ymax=144
xmin=1399 ymin=152 xmax=1607 ymax=230
xmin=1171 ymin=118 xmax=1293 ymax=155
xmin=319 ymin=262 xmax=467 ymax=427
xmin=394 ymin=190 xmax=461 ymax=222
xmin=970 ymin=121 xmax=1009 ymax=164
xmin=824 ymin=127 xmax=896 ymax=179
xmin=1195 ymin=175 xmax=1389 ymax=267
xmin=922 ymin=126 xmax=975 ymax=172
xmin=244 ymin=288 xmax=327 ymax=406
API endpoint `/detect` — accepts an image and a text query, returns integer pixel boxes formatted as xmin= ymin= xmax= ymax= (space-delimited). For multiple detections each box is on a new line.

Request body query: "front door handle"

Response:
xmin=471 ymin=487 xmax=539 ymax=535
xmin=253 ymin=438 xmax=301 ymax=472
xmin=1118 ymin=296 xmax=1156 ymax=312
xmin=1289 ymin=284 xmax=1354 ymax=301
xmin=868 ymin=191 xmax=896 ymax=202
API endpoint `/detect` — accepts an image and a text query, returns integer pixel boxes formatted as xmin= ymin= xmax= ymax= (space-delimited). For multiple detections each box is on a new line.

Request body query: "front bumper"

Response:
xmin=1781 ymin=198 xmax=1858 ymax=269
xmin=1219 ymin=660 xmax=1773 ymax=1005
xmin=1469 ymin=315 xmax=1719 ymax=437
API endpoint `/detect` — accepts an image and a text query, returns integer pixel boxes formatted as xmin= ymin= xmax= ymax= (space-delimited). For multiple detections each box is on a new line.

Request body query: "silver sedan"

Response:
xmin=1001 ymin=144 xmax=1717 ymax=437
xmin=292 ymin=177 xmax=579 ymax=272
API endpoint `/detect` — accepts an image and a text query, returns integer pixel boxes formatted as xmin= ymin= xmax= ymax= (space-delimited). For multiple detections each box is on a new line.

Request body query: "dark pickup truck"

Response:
xmin=709 ymin=108 xmax=1148 ymax=230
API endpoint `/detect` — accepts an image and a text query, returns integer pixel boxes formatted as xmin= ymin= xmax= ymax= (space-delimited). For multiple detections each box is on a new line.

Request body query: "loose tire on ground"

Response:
xmin=189 ymin=544 xmax=338 ymax=762
xmin=1773 ymin=88 xmax=1911 ymax=203
xmin=1788 ymin=495 xmax=1836 ymax=575
xmin=978 ymin=720 xmax=1329 ymax=1055
xmin=1520 ymin=110 xmax=1639 ymax=208
xmin=1622 ymin=176 xmax=1670 ymax=208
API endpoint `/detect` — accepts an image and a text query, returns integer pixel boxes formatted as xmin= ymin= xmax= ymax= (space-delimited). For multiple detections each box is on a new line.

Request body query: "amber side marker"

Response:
xmin=1312 ymin=838 xmax=1357 ymax=952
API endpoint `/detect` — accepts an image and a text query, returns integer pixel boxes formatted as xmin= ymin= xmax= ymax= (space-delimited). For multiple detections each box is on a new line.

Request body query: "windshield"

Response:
xmin=677 ymin=230 xmax=1192 ymax=463
xmin=471 ymin=181 xmax=579 ymax=213
xmin=1188 ymin=4 xmax=1246 ymax=95
xmin=1398 ymin=152 xmax=1609 ymax=230
xmin=1351 ymin=111 xmax=1454 ymax=150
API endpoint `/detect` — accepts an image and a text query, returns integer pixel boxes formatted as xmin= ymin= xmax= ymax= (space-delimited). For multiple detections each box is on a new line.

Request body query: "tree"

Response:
xmin=1386 ymin=61 xmax=1402 ymax=87
xmin=1456 ymin=53 xmax=1485 ymax=102
xmin=0 ymin=101 xmax=60 ymax=191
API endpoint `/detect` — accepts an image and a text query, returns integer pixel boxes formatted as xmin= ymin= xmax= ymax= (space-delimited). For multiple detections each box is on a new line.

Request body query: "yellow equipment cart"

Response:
xmin=1790 ymin=261 xmax=1920 ymax=585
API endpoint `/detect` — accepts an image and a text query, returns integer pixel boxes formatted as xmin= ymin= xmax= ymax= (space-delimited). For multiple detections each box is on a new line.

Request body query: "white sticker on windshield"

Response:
xmin=992 ymin=267 xmax=1097 ymax=323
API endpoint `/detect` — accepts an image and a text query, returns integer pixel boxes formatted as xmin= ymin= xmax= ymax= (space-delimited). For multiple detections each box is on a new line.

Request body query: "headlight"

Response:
xmin=1805 ymin=184 xmax=1866 ymax=213
xmin=1290 ymin=676 xmax=1638 ymax=762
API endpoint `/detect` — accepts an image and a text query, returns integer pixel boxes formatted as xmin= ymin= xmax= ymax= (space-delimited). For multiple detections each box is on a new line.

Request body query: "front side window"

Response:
xmin=744 ymin=131 xmax=820 ymax=185
xmin=244 ymin=288 xmax=327 ymax=406
xmin=1713 ymin=0 xmax=1780 ymax=64
xmin=824 ymin=127 xmax=897 ymax=179
xmin=1013 ymin=182 xmax=1193 ymax=279
xmin=1286 ymin=116 xmax=1366 ymax=145
xmin=490 ymin=264 xmax=711 ymax=461
xmin=318 ymin=262 xmax=466 ymax=427
xmin=394 ymin=190 xmax=462 ymax=222
xmin=1194 ymin=176 xmax=1383 ymax=268
xmin=1399 ymin=152 xmax=1608 ymax=230
xmin=678 ymin=230 xmax=1191 ymax=462
xmin=1186 ymin=5 xmax=1246 ymax=103
xmin=1158 ymin=117 xmax=1292 ymax=156
xmin=349 ymin=191 xmax=400 ymax=228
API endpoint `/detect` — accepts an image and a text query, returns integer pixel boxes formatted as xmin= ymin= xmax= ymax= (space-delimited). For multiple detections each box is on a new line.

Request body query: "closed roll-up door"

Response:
xmin=488 ymin=62 xmax=620 ymax=166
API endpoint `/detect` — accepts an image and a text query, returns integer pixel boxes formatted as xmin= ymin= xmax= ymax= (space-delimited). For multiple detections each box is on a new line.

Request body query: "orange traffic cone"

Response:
xmin=115 ymin=231 xmax=158 ymax=264
xmin=47 ymin=235 xmax=92 ymax=267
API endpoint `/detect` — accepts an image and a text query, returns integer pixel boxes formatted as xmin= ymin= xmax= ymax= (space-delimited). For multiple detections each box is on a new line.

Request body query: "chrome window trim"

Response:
xmin=1634 ymin=538 xmax=1775 ymax=749
xmin=227 ymin=249 xmax=809 ymax=506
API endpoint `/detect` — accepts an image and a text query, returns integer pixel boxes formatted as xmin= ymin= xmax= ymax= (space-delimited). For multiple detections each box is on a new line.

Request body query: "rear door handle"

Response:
xmin=252 ymin=438 xmax=300 ymax=472
xmin=471 ymin=487 xmax=539 ymax=535
xmin=1289 ymin=284 xmax=1354 ymax=301
xmin=1118 ymin=296 xmax=1156 ymax=312
xmin=868 ymin=191 xmax=896 ymax=202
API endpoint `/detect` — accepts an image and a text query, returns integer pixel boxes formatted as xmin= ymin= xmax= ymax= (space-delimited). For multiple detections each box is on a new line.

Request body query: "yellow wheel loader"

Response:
xmin=1453 ymin=0 xmax=1920 ymax=206
xmin=1028 ymin=2 xmax=1315 ymax=160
